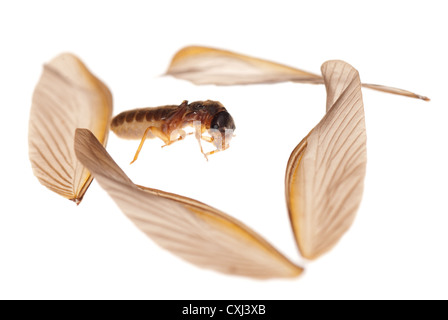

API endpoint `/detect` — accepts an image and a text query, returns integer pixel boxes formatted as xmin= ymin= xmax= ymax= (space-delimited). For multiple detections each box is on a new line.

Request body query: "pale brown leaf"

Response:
xmin=74 ymin=128 xmax=303 ymax=279
xmin=286 ymin=60 xmax=367 ymax=260
xmin=166 ymin=46 xmax=429 ymax=101
xmin=29 ymin=53 xmax=113 ymax=204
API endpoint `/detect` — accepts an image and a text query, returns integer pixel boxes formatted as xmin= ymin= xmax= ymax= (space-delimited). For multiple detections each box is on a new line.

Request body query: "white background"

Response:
xmin=0 ymin=1 xmax=447 ymax=300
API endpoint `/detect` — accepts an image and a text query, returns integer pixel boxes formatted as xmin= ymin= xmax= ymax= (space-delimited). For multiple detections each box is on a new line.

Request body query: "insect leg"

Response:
xmin=130 ymin=127 xmax=170 ymax=164
xmin=205 ymin=144 xmax=228 ymax=158
xmin=193 ymin=121 xmax=208 ymax=161
xmin=162 ymin=130 xmax=193 ymax=148
xmin=200 ymin=135 xmax=214 ymax=143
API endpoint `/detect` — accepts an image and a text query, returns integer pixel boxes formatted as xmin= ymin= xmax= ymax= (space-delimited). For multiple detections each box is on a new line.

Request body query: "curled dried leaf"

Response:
xmin=286 ymin=60 xmax=367 ymax=260
xmin=28 ymin=53 xmax=113 ymax=204
xmin=167 ymin=45 xmax=429 ymax=101
xmin=74 ymin=128 xmax=303 ymax=279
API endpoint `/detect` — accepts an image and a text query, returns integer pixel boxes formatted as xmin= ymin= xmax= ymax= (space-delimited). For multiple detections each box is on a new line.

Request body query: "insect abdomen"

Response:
xmin=111 ymin=105 xmax=178 ymax=139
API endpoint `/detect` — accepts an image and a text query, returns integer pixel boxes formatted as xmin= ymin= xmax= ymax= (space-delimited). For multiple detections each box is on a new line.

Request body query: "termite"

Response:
xmin=111 ymin=100 xmax=236 ymax=163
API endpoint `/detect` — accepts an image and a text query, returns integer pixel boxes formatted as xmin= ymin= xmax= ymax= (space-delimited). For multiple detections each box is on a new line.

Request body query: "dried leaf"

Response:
xmin=285 ymin=60 xmax=367 ymax=260
xmin=167 ymin=46 xmax=429 ymax=101
xmin=28 ymin=53 xmax=113 ymax=204
xmin=74 ymin=128 xmax=303 ymax=279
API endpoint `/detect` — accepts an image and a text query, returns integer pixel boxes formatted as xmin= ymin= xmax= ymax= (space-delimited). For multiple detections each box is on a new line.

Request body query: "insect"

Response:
xmin=111 ymin=100 xmax=236 ymax=163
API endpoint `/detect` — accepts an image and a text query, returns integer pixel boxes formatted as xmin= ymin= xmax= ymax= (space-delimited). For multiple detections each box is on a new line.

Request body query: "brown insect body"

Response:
xmin=111 ymin=100 xmax=235 ymax=162
xmin=111 ymin=104 xmax=180 ymax=139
